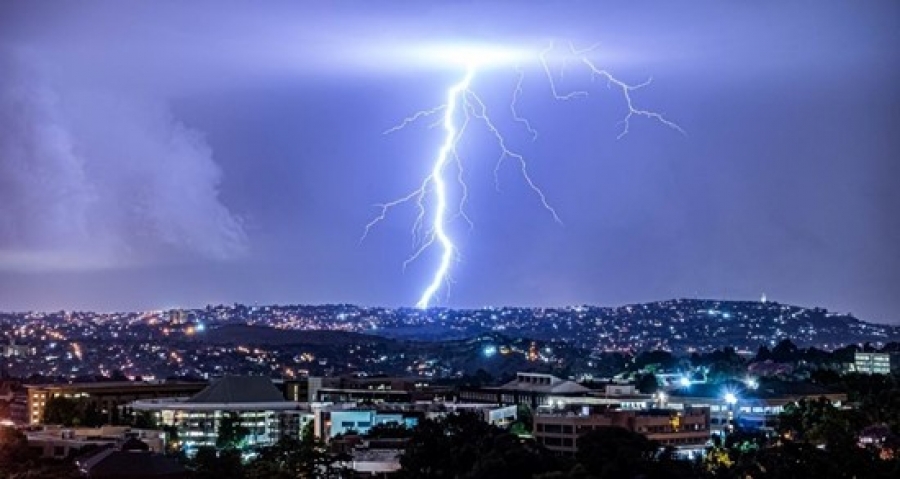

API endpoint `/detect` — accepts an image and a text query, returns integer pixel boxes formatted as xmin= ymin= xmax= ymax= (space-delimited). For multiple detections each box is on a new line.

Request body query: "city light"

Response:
xmin=656 ymin=392 xmax=668 ymax=405
xmin=724 ymin=392 xmax=738 ymax=405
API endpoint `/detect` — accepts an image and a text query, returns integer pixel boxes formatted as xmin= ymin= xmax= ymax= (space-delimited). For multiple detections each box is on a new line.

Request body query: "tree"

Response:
xmin=635 ymin=373 xmax=659 ymax=394
xmin=575 ymin=426 xmax=659 ymax=479
xmin=43 ymin=396 xmax=105 ymax=427
xmin=246 ymin=422 xmax=347 ymax=479
xmin=216 ymin=411 xmax=250 ymax=450
xmin=399 ymin=411 xmax=562 ymax=478
xmin=754 ymin=345 xmax=772 ymax=362
xmin=400 ymin=415 xmax=470 ymax=478
xmin=772 ymin=397 xmax=898 ymax=477
xmin=466 ymin=432 xmax=564 ymax=479
xmin=0 ymin=426 xmax=33 ymax=465
xmin=43 ymin=396 xmax=81 ymax=426
xmin=810 ymin=368 xmax=842 ymax=387
xmin=132 ymin=410 xmax=158 ymax=429
xmin=771 ymin=339 xmax=799 ymax=362
xmin=366 ymin=422 xmax=412 ymax=439
xmin=162 ymin=424 xmax=182 ymax=455
xmin=778 ymin=397 xmax=859 ymax=448
xmin=0 ymin=426 xmax=81 ymax=478
xmin=509 ymin=404 xmax=534 ymax=437
xmin=860 ymin=388 xmax=900 ymax=434
xmin=245 ymin=438 xmax=304 ymax=479
xmin=192 ymin=446 xmax=244 ymax=479
xmin=633 ymin=350 xmax=677 ymax=371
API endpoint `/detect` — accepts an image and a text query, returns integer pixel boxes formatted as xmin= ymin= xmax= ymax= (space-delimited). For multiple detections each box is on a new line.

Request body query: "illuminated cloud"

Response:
xmin=0 ymin=51 xmax=246 ymax=271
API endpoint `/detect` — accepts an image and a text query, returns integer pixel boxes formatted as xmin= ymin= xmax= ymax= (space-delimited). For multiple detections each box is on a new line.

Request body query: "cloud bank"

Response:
xmin=0 ymin=51 xmax=246 ymax=271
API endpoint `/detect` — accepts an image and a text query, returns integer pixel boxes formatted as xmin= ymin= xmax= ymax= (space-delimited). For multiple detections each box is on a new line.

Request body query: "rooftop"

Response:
xmin=498 ymin=373 xmax=590 ymax=395
xmin=78 ymin=447 xmax=187 ymax=479
xmin=186 ymin=375 xmax=286 ymax=404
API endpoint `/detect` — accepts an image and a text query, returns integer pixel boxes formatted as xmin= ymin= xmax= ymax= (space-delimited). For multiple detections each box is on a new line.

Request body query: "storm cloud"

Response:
xmin=0 ymin=50 xmax=246 ymax=271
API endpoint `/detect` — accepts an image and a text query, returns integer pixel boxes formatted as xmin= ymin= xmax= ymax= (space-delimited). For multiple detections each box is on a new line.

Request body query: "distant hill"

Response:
xmin=195 ymin=324 xmax=395 ymax=347
xmin=266 ymin=298 xmax=900 ymax=351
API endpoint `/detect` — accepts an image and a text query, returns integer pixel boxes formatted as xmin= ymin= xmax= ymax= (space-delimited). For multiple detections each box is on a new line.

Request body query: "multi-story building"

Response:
xmin=666 ymin=382 xmax=848 ymax=436
xmin=25 ymin=380 xmax=207 ymax=425
xmin=459 ymin=372 xmax=592 ymax=408
xmin=533 ymin=406 xmax=710 ymax=456
xmin=314 ymin=402 xmax=517 ymax=440
xmin=853 ymin=352 xmax=893 ymax=375
xmin=130 ymin=375 xmax=306 ymax=453
xmin=25 ymin=425 xmax=165 ymax=459
xmin=327 ymin=409 xmax=419 ymax=438
xmin=1 ymin=338 xmax=32 ymax=358
xmin=305 ymin=375 xmax=452 ymax=404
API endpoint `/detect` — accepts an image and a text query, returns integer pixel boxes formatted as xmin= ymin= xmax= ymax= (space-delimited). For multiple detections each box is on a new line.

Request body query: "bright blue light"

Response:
xmin=679 ymin=377 xmax=691 ymax=387
xmin=483 ymin=345 xmax=497 ymax=357
xmin=363 ymin=41 xmax=682 ymax=307
xmin=196 ymin=323 xmax=205 ymax=332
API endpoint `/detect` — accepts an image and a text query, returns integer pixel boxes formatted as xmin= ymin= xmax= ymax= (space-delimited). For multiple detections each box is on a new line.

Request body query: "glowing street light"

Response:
xmin=656 ymin=392 xmax=667 ymax=406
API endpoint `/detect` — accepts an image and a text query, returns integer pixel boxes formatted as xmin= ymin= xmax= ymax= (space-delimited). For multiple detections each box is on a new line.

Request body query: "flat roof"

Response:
xmin=131 ymin=398 xmax=299 ymax=411
xmin=25 ymin=381 xmax=206 ymax=390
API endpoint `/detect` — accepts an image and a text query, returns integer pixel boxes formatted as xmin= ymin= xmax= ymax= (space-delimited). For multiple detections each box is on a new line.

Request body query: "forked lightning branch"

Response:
xmin=361 ymin=41 xmax=683 ymax=309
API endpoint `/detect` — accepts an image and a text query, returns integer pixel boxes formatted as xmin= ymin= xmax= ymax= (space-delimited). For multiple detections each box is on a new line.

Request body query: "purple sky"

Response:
xmin=1 ymin=1 xmax=898 ymax=323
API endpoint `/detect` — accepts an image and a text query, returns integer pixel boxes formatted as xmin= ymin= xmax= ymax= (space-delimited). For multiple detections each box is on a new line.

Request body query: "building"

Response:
xmin=130 ymin=375 xmax=306 ymax=453
xmin=1 ymin=338 xmax=32 ymax=358
xmin=667 ymin=381 xmax=847 ymax=435
xmin=344 ymin=448 xmax=403 ymax=476
xmin=327 ymin=408 xmax=419 ymax=438
xmin=853 ymin=352 xmax=893 ymax=375
xmin=25 ymin=380 xmax=207 ymax=425
xmin=25 ymin=425 xmax=165 ymax=459
xmin=278 ymin=378 xmax=311 ymax=402
xmin=459 ymin=372 xmax=592 ymax=408
xmin=76 ymin=438 xmax=188 ymax=479
xmin=314 ymin=402 xmax=517 ymax=440
xmin=305 ymin=375 xmax=451 ymax=404
xmin=533 ymin=405 xmax=710 ymax=456
xmin=9 ymin=391 xmax=28 ymax=425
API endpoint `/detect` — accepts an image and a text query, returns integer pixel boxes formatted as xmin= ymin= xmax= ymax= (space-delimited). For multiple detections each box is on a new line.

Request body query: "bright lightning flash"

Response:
xmin=362 ymin=42 xmax=682 ymax=309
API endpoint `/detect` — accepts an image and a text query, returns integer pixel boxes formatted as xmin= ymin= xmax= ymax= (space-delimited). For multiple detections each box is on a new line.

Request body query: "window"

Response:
xmin=543 ymin=424 xmax=562 ymax=434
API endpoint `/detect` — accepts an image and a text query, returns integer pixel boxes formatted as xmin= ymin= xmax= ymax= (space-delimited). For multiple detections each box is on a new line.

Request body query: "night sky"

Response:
xmin=1 ymin=1 xmax=898 ymax=323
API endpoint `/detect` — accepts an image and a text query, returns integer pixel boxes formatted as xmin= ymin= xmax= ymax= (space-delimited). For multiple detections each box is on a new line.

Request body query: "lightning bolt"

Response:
xmin=363 ymin=42 xmax=682 ymax=309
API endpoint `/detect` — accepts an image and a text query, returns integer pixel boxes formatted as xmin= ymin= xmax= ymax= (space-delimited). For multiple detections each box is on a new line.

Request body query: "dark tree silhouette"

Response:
xmin=575 ymin=426 xmax=658 ymax=479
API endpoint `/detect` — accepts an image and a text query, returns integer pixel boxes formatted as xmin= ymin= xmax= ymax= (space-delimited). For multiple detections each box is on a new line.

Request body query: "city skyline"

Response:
xmin=1 ymin=1 xmax=898 ymax=323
